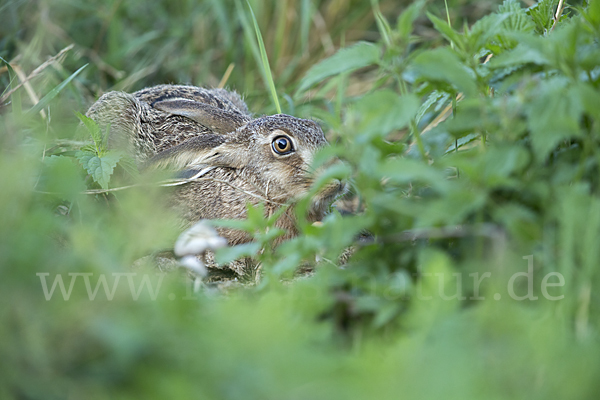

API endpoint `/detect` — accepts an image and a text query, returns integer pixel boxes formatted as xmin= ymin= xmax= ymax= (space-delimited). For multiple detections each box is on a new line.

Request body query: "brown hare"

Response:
xmin=86 ymin=85 xmax=344 ymax=274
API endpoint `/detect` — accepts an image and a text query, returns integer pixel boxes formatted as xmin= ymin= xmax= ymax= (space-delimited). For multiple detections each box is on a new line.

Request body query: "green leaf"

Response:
xmin=396 ymin=1 xmax=425 ymax=40
xmin=445 ymin=133 xmax=478 ymax=154
xmin=270 ymin=253 xmax=303 ymax=276
xmin=372 ymin=302 xmax=402 ymax=329
xmin=418 ymin=186 xmax=488 ymax=227
xmin=416 ymin=90 xmax=447 ymax=125
xmin=525 ymin=82 xmax=583 ymax=160
xmin=214 ymin=242 xmax=261 ymax=265
xmin=211 ymin=217 xmax=256 ymax=232
xmin=411 ymin=48 xmax=478 ymax=97
xmin=427 ymin=13 xmax=464 ymax=51
xmin=497 ymin=0 xmax=535 ymax=33
xmin=27 ymin=64 xmax=88 ymax=116
xmin=476 ymin=145 xmax=529 ymax=186
xmin=41 ymin=155 xmax=86 ymax=200
xmin=297 ymin=42 xmax=380 ymax=93
xmin=378 ymin=158 xmax=451 ymax=193
xmin=372 ymin=1 xmax=392 ymax=46
xmin=316 ymin=213 xmax=370 ymax=255
xmin=586 ymin=0 xmax=600 ymax=28
xmin=79 ymin=144 xmax=97 ymax=153
xmin=434 ymin=98 xmax=495 ymax=140
xmin=76 ymin=150 xmax=122 ymax=189
xmin=468 ymin=0 xmax=535 ymax=52
xmin=573 ymin=82 xmax=600 ymax=118
xmin=312 ymin=162 xmax=352 ymax=191
xmin=439 ymin=143 xmax=530 ymax=188
xmin=117 ymin=155 xmax=140 ymax=178
xmin=75 ymin=112 xmax=103 ymax=154
xmin=527 ymin=0 xmax=559 ymax=34
xmin=354 ymin=90 xmax=420 ymax=138
xmin=256 ymin=228 xmax=286 ymax=244
xmin=468 ymin=13 xmax=510 ymax=51
xmin=246 ymin=202 xmax=267 ymax=227
xmin=489 ymin=42 xmax=550 ymax=68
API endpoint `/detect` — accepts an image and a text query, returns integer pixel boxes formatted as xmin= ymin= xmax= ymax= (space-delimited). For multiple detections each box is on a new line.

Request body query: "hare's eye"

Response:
xmin=272 ymin=136 xmax=294 ymax=155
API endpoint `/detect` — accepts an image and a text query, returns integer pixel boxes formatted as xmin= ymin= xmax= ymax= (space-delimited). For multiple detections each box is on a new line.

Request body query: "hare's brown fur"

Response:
xmin=87 ymin=84 xmax=343 ymax=272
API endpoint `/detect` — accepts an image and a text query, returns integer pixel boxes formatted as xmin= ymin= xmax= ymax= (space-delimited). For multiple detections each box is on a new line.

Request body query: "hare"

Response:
xmin=86 ymin=84 xmax=344 ymax=274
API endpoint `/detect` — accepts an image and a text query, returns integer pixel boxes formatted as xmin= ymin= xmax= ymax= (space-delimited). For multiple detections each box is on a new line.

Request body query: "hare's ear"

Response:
xmin=144 ymin=134 xmax=246 ymax=171
xmin=153 ymin=98 xmax=249 ymax=134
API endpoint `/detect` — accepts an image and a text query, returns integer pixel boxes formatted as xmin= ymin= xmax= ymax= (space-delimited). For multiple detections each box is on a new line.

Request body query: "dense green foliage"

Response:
xmin=2 ymin=0 xmax=600 ymax=398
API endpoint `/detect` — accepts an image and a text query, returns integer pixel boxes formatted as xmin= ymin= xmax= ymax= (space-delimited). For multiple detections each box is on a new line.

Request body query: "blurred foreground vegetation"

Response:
xmin=2 ymin=0 xmax=600 ymax=398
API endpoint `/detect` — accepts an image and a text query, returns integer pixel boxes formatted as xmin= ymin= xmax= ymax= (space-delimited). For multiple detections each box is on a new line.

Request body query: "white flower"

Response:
xmin=174 ymin=220 xmax=228 ymax=277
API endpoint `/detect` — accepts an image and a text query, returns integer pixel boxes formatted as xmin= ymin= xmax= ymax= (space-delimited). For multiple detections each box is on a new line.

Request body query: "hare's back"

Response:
xmin=133 ymin=85 xmax=250 ymax=117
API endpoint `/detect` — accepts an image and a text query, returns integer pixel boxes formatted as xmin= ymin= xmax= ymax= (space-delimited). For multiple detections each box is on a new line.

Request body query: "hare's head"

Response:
xmin=147 ymin=107 xmax=344 ymax=219
xmin=233 ymin=114 xmax=343 ymax=206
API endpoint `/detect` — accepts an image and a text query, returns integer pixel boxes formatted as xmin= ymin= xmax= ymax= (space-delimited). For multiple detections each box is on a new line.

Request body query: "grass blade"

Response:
xmin=371 ymin=0 xmax=392 ymax=46
xmin=0 ymin=56 xmax=22 ymax=116
xmin=300 ymin=0 xmax=311 ymax=55
xmin=246 ymin=1 xmax=282 ymax=114
xmin=27 ymin=63 xmax=88 ymax=116
xmin=234 ymin=0 xmax=261 ymax=67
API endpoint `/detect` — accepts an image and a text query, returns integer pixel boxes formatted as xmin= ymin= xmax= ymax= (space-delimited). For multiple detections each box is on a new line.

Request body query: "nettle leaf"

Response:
xmin=416 ymin=90 xmax=447 ymax=125
xmin=479 ymin=145 xmax=529 ymax=186
xmin=76 ymin=150 xmax=122 ymax=189
xmin=214 ymin=242 xmax=261 ymax=265
xmin=75 ymin=112 xmax=103 ymax=154
xmin=489 ymin=41 xmax=550 ymax=68
xmin=396 ymin=0 xmax=424 ymax=40
xmin=445 ymin=133 xmax=479 ymax=154
xmin=42 ymin=155 xmax=86 ymax=200
xmin=574 ymin=82 xmax=600 ymax=117
xmin=438 ymin=98 xmax=496 ymax=140
xmin=256 ymin=228 xmax=286 ymax=244
xmin=586 ymin=0 xmax=600 ymax=28
xmin=79 ymin=144 xmax=96 ymax=153
xmin=75 ymin=150 xmax=96 ymax=167
xmin=372 ymin=302 xmax=402 ymax=329
xmin=418 ymin=126 xmax=455 ymax=159
xmin=353 ymin=89 xmax=419 ymax=138
xmin=417 ymin=186 xmax=488 ymax=227
xmin=469 ymin=12 xmax=510 ymax=51
xmin=427 ymin=13 xmax=465 ymax=51
xmin=297 ymin=42 xmax=380 ymax=93
xmin=378 ymin=158 xmax=451 ymax=194
xmin=411 ymin=48 xmax=478 ymax=97
xmin=373 ymin=5 xmax=392 ymax=46
xmin=313 ymin=162 xmax=352 ymax=191
xmin=525 ymin=82 xmax=583 ymax=160
xmin=211 ymin=217 xmax=256 ymax=232
xmin=246 ymin=202 xmax=267 ymax=227
xmin=527 ymin=0 xmax=559 ymax=34
xmin=270 ymin=250 xmax=304 ymax=276
xmin=318 ymin=213 xmax=370 ymax=256
xmin=468 ymin=0 xmax=533 ymax=53
xmin=497 ymin=0 xmax=535 ymax=33
xmin=117 ymin=154 xmax=140 ymax=178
